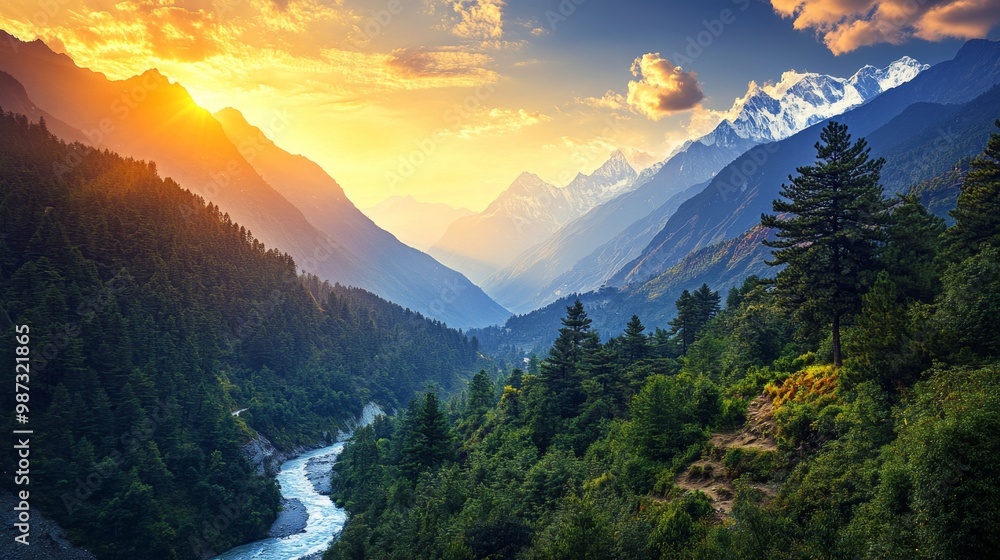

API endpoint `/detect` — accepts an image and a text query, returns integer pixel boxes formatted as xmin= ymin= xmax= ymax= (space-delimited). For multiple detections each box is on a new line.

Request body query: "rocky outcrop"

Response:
xmin=241 ymin=431 xmax=288 ymax=477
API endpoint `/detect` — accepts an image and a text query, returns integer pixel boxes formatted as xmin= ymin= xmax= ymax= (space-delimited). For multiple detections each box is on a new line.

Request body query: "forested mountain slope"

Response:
xmin=0 ymin=32 xmax=509 ymax=329
xmin=0 ymin=111 xmax=484 ymax=559
xmin=326 ymin=120 xmax=1000 ymax=560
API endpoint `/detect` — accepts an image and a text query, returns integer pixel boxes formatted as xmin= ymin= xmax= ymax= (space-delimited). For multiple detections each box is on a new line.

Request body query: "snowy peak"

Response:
xmin=590 ymin=149 xmax=637 ymax=183
xmin=499 ymin=172 xmax=557 ymax=200
xmin=485 ymin=172 xmax=571 ymax=224
xmin=563 ymin=150 xmax=640 ymax=216
xmin=703 ymin=56 xmax=927 ymax=147
xmin=849 ymin=56 xmax=928 ymax=96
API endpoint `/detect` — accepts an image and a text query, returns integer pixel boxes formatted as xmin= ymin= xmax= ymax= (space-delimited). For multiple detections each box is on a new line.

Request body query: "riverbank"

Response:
xmin=211 ymin=402 xmax=386 ymax=560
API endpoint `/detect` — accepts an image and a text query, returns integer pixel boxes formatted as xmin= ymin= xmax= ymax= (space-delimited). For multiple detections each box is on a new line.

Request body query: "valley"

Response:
xmin=1 ymin=6 xmax=999 ymax=559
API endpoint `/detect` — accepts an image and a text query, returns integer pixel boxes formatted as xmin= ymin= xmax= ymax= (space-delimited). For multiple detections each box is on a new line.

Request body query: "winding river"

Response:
xmin=211 ymin=403 xmax=383 ymax=560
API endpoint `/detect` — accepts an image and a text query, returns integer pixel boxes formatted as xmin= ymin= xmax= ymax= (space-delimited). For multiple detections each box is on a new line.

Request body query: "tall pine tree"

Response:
xmin=621 ymin=315 xmax=649 ymax=362
xmin=669 ymin=284 xmax=720 ymax=354
xmin=539 ymin=300 xmax=592 ymax=423
xmin=401 ymin=392 xmax=454 ymax=477
xmin=669 ymin=290 xmax=696 ymax=353
xmin=947 ymin=120 xmax=1000 ymax=258
xmin=761 ymin=121 xmax=890 ymax=367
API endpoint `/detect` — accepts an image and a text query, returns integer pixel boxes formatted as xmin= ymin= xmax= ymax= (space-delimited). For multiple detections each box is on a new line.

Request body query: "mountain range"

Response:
xmin=478 ymin=39 xmax=1000 ymax=350
xmin=482 ymin=56 xmax=927 ymax=314
xmin=427 ymin=149 xmax=640 ymax=283
xmin=0 ymin=31 xmax=509 ymax=329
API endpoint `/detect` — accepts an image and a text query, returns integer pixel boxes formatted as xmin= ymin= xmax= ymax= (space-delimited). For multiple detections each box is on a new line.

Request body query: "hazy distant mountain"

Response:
xmin=212 ymin=108 xmax=509 ymax=328
xmin=428 ymin=172 xmax=570 ymax=283
xmin=481 ymin=57 xmax=928 ymax=314
xmin=0 ymin=70 xmax=85 ymax=143
xmin=563 ymin=149 xmax=639 ymax=213
xmin=429 ymin=149 xmax=642 ymax=283
xmin=0 ymin=32 xmax=509 ymax=328
xmin=363 ymin=196 xmax=473 ymax=251
xmin=620 ymin=147 xmax=660 ymax=172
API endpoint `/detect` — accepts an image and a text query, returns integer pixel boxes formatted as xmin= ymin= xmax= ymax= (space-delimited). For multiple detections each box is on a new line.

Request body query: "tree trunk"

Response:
xmin=832 ymin=313 xmax=842 ymax=368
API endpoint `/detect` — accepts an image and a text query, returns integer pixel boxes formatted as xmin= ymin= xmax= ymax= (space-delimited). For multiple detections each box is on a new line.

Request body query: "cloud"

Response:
xmin=625 ymin=53 xmax=704 ymax=120
xmin=0 ymin=0 xmax=499 ymax=96
xmin=388 ymin=48 xmax=499 ymax=87
xmin=770 ymin=0 xmax=1000 ymax=54
xmin=575 ymin=90 xmax=628 ymax=110
xmin=442 ymin=0 xmax=505 ymax=42
xmin=445 ymin=107 xmax=550 ymax=138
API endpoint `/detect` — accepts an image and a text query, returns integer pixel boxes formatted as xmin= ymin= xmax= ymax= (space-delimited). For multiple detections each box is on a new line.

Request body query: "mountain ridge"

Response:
xmin=0 ymin=32 xmax=509 ymax=328
xmin=481 ymin=56 xmax=926 ymax=314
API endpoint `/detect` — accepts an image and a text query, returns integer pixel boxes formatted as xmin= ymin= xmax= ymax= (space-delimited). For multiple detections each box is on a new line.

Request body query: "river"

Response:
xmin=211 ymin=403 xmax=383 ymax=560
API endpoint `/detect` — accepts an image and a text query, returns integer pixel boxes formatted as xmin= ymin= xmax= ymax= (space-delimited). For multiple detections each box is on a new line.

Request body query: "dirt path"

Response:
xmin=674 ymin=393 xmax=778 ymax=516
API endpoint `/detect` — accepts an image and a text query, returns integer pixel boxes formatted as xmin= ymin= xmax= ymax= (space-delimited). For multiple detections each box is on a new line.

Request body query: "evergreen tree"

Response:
xmin=693 ymin=283 xmax=722 ymax=330
xmin=669 ymin=285 xmax=720 ymax=354
xmin=466 ymin=370 xmax=495 ymax=423
xmin=402 ymin=392 xmax=454 ymax=477
xmin=761 ymin=121 xmax=891 ymax=367
xmin=621 ymin=315 xmax=649 ymax=362
xmin=883 ymin=194 xmax=945 ymax=303
xmin=541 ymin=300 xmax=592 ymax=418
xmin=947 ymin=120 xmax=1000 ymax=258
xmin=669 ymin=290 xmax=696 ymax=353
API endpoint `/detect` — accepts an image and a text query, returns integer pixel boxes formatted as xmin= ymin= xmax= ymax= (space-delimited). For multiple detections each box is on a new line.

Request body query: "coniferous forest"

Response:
xmin=0 ymin=111 xmax=486 ymax=559
xmin=324 ymin=121 xmax=1000 ymax=560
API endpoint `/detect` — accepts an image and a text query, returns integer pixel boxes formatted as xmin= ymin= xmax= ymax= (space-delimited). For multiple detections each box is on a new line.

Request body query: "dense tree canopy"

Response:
xmin=327 ymin=121 xmax=1000 ymax=560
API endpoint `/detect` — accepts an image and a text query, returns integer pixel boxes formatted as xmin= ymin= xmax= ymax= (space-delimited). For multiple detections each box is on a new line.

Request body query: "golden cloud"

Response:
xmin=444 ymin=0 xmax=505 ymax=42
xmin=575 ymin=90 xmax=628 ymax=111
xmin=771 ymin=0 xmax=1000 ymax=54
xmin=388 ymin=48 xmax=499 ymax=87
xmin=626 ymin=53 xmax=704 ymax=120
xmin=0 ymin=0 xmax=499 ymax=97
xmin=445 ymin=107 xmax=550 ymax=138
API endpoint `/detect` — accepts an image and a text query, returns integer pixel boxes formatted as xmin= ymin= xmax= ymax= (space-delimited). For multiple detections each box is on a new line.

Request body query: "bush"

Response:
xmin=722 ymin=447 xmax=777 ymax=482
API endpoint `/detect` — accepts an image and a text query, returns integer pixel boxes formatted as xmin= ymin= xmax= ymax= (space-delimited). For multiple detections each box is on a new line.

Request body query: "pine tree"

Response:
xmin=621 ymin=315 xmax=649 ymax=362
xmin=669 ymin=290 xmax=696 ymax=353
xmin=692 ymin=283 xmax=721 ymax=330
xmin=466 ymin=370 xmax=495 ymax=421
xmin=541 ymin=300 xmax=592 ymax=418
xmin=883 ymin=194 xmax=946 ymax=303
xmin=948 ymin=121 xmax=1000 ymax=258
xmin=669 ymin=285 xmax=720 ymax=354
xmin=401 ymin=392 xmax=454 ymax=477
xmin=761 ymin=121 xmax=891 ymax=367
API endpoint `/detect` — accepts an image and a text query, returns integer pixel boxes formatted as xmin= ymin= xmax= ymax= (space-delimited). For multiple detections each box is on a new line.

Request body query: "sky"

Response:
xmin=1 ymin=0 xmax=998 ymax=211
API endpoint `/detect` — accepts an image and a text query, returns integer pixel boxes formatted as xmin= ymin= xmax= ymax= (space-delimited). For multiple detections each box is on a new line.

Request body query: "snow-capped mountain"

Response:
xmin=488 ymin=172 xmax=575 ymax=226
xmin=482 ymin=57 xmax=928 ymax=313
xmin=704 ymin=56 xmax=929 ymax=146
xmin=848 ymin=56 xmax=927 ymax=99
xmin=428 ymin=172 xmax=572 ymax=283
xmin=563 ymin=149 xmax=639 ymax=215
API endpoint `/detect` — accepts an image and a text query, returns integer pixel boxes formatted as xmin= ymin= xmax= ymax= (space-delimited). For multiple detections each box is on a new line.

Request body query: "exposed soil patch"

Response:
xmin=675 ymin=393 xmax=779 ymax=517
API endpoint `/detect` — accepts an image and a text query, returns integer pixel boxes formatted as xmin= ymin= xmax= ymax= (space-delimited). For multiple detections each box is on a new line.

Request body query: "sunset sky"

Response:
xmin=2 ymin=0 xmax=998 ymax=210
